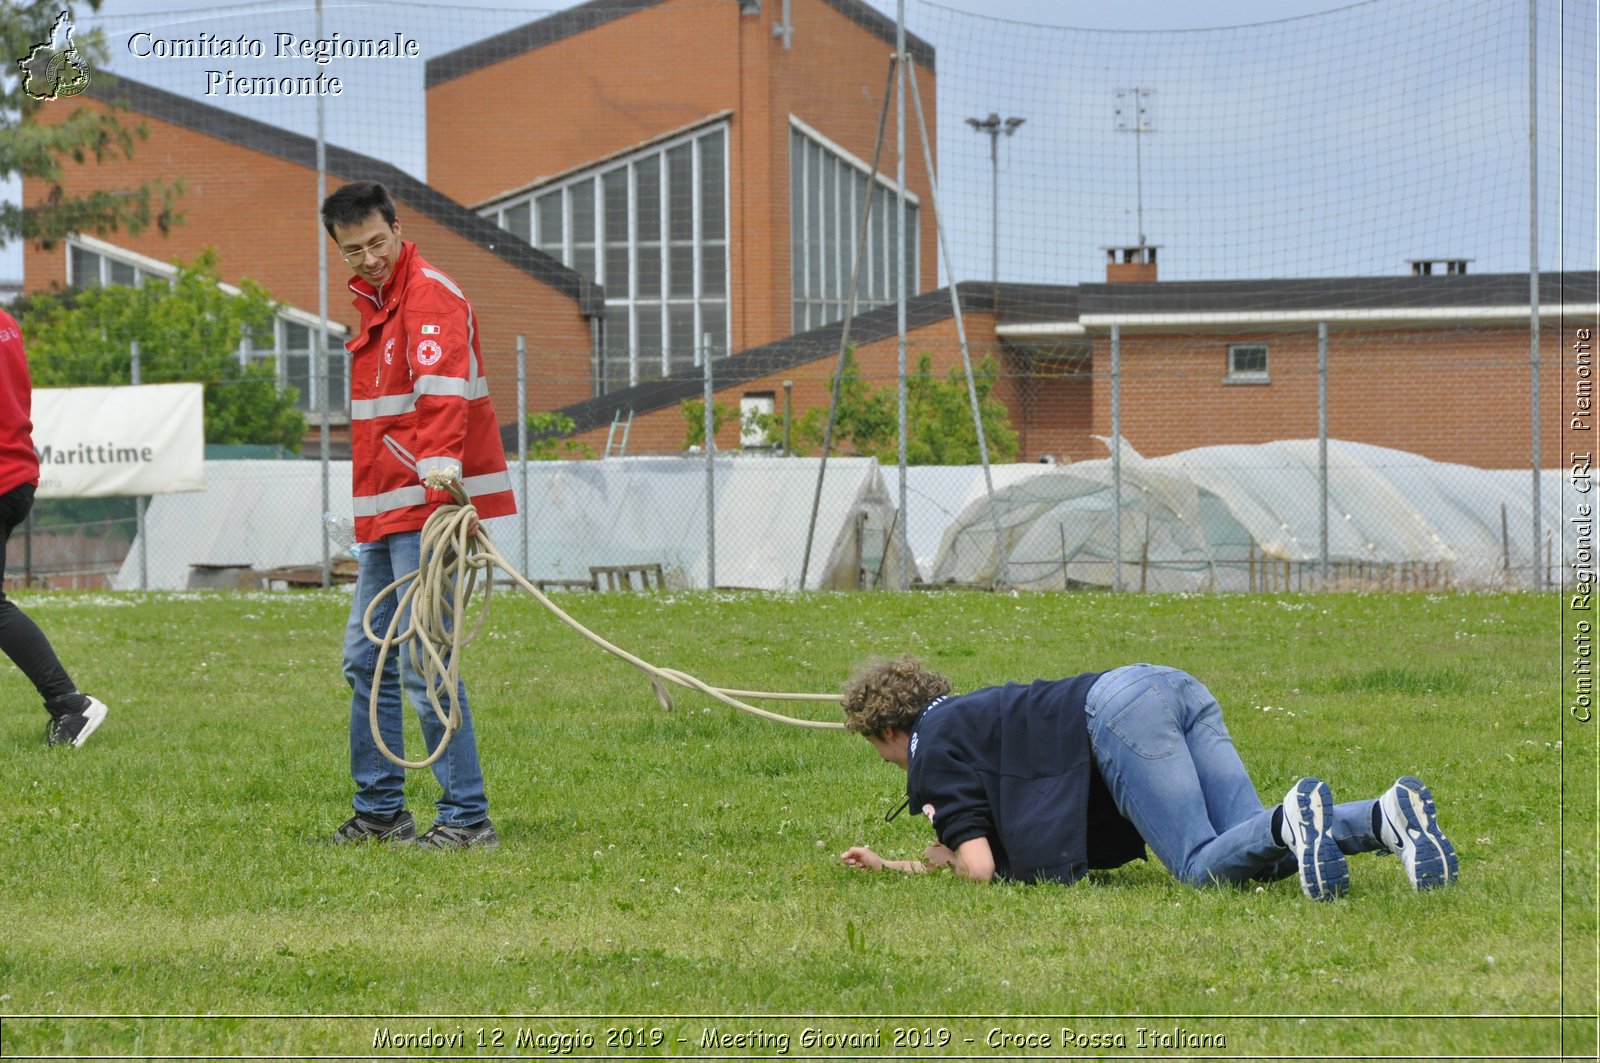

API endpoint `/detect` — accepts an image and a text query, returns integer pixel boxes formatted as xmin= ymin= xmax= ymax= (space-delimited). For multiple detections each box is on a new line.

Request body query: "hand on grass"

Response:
xmin=840 ymin=845 xmax=884 ymax=871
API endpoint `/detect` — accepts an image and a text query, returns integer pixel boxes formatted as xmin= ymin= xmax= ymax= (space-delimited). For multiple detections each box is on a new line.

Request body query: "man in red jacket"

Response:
xmin=0 ymin=307 xmax=110 ymax=746
xmin=320 ymin=181 xmax=516 ymax=849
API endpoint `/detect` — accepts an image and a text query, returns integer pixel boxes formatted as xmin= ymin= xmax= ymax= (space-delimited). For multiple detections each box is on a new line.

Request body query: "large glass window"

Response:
xmin=486 ymin=123 xmax=730 ymax=392
xmin=789 ymin=124 xmax=919 ymax=333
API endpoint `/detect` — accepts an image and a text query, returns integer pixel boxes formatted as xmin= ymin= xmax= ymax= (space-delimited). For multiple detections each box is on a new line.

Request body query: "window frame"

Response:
xmin=483 ymin=120 xmax=732 ymax=393
xmin=788 ymin=116 xmax=920 ymax=334
xmin=1225 ymin=343 xmax=1271 ymax=384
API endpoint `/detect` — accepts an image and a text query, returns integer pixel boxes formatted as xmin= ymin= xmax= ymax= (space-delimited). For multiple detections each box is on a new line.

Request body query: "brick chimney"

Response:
xmin=1105 ymin=244 xmax=1158 ymax=283
xmin=1407 ymin=258 xmax=1472 ymax=276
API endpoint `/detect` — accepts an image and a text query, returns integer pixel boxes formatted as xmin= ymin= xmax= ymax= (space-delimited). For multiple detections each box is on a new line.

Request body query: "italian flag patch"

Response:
xmin=419 ymin=325 xmax=441 ymax=335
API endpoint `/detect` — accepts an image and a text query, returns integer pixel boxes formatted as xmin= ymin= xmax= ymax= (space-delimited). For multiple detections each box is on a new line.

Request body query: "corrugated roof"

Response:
xmin=515 ymin=269 xmax=1597 ymax=447
xmin=82 ymin=76 xmax=602 ymax=314
xmin=427 ymin=0 xmax=935 ymax=89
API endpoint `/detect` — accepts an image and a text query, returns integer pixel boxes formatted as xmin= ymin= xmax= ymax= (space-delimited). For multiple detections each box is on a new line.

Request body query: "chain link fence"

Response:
xmin=4 ymin=0 xmax=1592 ymax=595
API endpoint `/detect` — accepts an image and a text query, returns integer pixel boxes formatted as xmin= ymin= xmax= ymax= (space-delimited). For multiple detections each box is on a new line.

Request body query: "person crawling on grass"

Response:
xmin=838 ymin=657 xmax=1457 ymax=901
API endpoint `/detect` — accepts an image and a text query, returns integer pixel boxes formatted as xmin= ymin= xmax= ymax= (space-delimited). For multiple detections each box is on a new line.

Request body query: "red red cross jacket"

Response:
xmin=0 ymin=308 xmax=40 ymax=498
xmin=345 ymin=241 xmax=516 ymax=541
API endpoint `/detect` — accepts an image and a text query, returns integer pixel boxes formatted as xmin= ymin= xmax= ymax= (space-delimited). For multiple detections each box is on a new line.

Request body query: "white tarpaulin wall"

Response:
xmin=929 ymin=440 xmax=1576 ymax=591
xmin=118 ymin=456 xmax=913 ymax=592
xmin=517 ymin=456 xmax=914 ymax=590
xmin=901 ymin=465 xmax=1057 ymax=574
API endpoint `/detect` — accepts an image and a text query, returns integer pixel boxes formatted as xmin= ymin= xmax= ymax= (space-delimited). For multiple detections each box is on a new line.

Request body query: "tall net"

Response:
xmin=8 ymin=0 xmax=1593 ymax=591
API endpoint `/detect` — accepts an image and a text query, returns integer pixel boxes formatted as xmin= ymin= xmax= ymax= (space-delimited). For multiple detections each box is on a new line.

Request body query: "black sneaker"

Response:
xmin=45 ymin=696 xmax=109 ymax=748
xmin=416 ymin=818 xmax=499 ymax=850
xmin=329 ymin=809 xmax=417 ymax=844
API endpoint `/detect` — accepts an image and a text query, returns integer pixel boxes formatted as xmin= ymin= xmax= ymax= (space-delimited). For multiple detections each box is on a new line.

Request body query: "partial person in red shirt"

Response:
xmin=320 ymin=181 xmax=514 ymax=849
xmin=0 ymin=307 xmax=109 ymax=747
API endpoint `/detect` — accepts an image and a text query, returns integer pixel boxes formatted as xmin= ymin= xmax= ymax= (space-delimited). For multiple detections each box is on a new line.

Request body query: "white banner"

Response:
xmin=32 ymin=383 xmax=205 ymax=499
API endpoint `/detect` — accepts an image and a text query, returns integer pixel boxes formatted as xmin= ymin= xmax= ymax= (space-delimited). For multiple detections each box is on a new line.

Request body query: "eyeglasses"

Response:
xmin=339 ymin=233 xmax=394 ymax=267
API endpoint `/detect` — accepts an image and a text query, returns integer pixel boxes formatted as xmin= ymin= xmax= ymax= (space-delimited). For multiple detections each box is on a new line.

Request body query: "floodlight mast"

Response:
xmin=965 ymin=112 xmax=1026 ymax=288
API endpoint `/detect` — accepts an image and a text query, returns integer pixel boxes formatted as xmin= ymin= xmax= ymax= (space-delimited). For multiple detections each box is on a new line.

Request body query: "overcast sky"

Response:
xmin=7 ymin=0 xmax=1594 ymax=286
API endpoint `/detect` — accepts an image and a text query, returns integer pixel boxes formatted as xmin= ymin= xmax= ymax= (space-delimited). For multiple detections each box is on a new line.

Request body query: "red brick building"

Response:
xmin=423 ymin=0 xmax=939 ymax=391
xmin=540 ymin=267 xmax=1595 ymax=470
xmin=23 ymin=77 xmax=597 ymax=449
xmin=19 ymin=1 xmax=1595 ymax=471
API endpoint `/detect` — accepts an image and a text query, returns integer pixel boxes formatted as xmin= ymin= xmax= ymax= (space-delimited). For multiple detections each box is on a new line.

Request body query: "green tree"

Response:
xmin=898 ymin=354 xmax=1019 ymax=465
xmin=680 ymin=397 xmax=740 ymax=449
xmin=17 ymin=250 xmax=306 ymax=451
xmin=788 ymin=348 xmax=896 ymax=457
xmin=2 ymin=1 xmax=183 ymax=246
xmin=526 ymin=411 xmax=595 ymax=460
xmin=787 ymin=351 xmax=1018 ymax=464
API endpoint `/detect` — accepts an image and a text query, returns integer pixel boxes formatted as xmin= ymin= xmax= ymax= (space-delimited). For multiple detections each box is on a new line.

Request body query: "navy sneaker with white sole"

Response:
xmin=45 ymin=695 xmax=109 ymax=748
xmin=1281 ymin=777 xmax=1350 ymax=901
xmin=1378 ymin=775 xmax=1458 ymax=890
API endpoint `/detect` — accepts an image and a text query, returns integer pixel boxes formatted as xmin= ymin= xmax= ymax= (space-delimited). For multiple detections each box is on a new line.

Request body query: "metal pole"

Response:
xmin=131 ymin=339 xmax=146 ymax=591
xmin=1319 ymin=322 xmax=1329 ymax=584
xmin=895 ymin=0 xmax=910 ymax=592
xmin=703 ymin=331 xmax=716 ymax=590
xmin=989 ymin=124 xmax=999 ymax=289
xmin=1527 ymin=0 xmax=1542 ymax=589
xmin=517 ymin=335 xmax=528 ymax=578
xmin=316 ymin=0 xmax=332 ymax=590
xmin=1110 ymin=323 xmax=1122 ymax=593
xmin=782 ymin=379 xmax=793 ymax=455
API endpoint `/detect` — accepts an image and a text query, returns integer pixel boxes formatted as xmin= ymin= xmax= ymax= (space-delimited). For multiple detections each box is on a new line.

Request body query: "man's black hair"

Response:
xmin=320 ymin=181 xmax=397 ymax=237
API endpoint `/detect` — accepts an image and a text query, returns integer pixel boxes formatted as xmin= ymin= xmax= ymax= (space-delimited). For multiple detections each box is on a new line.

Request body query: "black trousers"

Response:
xmin=0 ymin=483 xmax=79 ymax=709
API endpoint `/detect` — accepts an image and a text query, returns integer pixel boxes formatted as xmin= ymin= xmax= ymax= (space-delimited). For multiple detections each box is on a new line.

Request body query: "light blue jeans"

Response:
xmin=1085 ymin=664 xmax=1383 ymax=887
xmin=342 ymin=529 xmax=489 ymax=826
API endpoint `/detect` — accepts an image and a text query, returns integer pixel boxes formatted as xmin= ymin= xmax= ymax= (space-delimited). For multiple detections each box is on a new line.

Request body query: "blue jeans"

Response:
xmin=342 ymin=530 xmax=489 ymax=826
xmin=1085 ymin=664 xmax=1383 ymax=887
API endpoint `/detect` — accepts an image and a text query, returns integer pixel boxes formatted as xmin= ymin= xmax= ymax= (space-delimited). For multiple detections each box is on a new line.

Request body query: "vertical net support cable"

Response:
xmin=905 ymin=59 xmax=1009 ymax=589
xmin=798 ymin=56 xmax=898 ymax=590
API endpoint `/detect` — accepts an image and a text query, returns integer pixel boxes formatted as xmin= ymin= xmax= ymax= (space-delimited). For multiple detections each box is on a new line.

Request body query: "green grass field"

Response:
xmin=0 ymin=587 xmax=1591 ymax=1059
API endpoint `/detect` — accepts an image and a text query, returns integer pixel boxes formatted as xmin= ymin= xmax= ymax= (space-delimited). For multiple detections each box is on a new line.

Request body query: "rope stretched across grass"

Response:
xmin=362 ymin=472 xmax=846 ymax=770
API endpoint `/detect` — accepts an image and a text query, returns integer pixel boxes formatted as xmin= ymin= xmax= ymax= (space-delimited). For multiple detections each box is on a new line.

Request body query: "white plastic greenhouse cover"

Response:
xmin=927 ymin=439 xmax=1577 ymax=592
xmin=117 ymin=456 xmax=912 ymax=592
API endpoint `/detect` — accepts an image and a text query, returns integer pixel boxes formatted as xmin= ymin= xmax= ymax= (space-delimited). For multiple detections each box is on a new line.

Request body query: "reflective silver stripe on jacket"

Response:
xmin=353 ymin=470 xmax=514 ymax=518
xmin=350 ymin=374 xmax=489 ymax=420
xmin=353 ymin=484 xmax=425 ymax=516
xmin=420 ymin=268 xmax=465 ymax=300
xmin=382 ymin=434 xmax=419 ymax=472
xmin=416 ymin=455 xmax=460 ymax=477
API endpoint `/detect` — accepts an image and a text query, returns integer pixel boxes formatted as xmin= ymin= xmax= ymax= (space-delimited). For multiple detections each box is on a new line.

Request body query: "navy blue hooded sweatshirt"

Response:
xmin=905 ymin=673 xmax=1146 ymax=885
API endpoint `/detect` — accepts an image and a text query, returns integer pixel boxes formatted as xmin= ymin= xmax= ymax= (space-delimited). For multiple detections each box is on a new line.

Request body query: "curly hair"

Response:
xmin=840 ymin=655 xmax=953 ymax=738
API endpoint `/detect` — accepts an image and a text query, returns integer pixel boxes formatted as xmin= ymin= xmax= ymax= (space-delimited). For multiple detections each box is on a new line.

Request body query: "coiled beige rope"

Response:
xmin=363 ymin=475 xmax=845 ymax=770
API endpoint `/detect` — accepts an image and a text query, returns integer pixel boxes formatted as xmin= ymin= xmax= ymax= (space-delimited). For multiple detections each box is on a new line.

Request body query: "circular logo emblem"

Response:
xmin=47 ymin=51 xmax=92 ymax=98
xmin=383 ymin=338 xmax=395 ymax=365
xmin=416 ymin=339 xmax=443 ymax=366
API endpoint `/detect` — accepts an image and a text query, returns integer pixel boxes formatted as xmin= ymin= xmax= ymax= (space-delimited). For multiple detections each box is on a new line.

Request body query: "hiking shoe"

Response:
xmin=329 ymin=809 xmax=417 ymax=844
xmin=1378 ymin=775 xmax=1458 ymax=890
xmin=45 ymin=696 xmax=109 ymax=748
xmin=416 ymin=818 xmax=499 ymax=850
xmin=1281 ymin=777 xmax=1350 ymax=901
